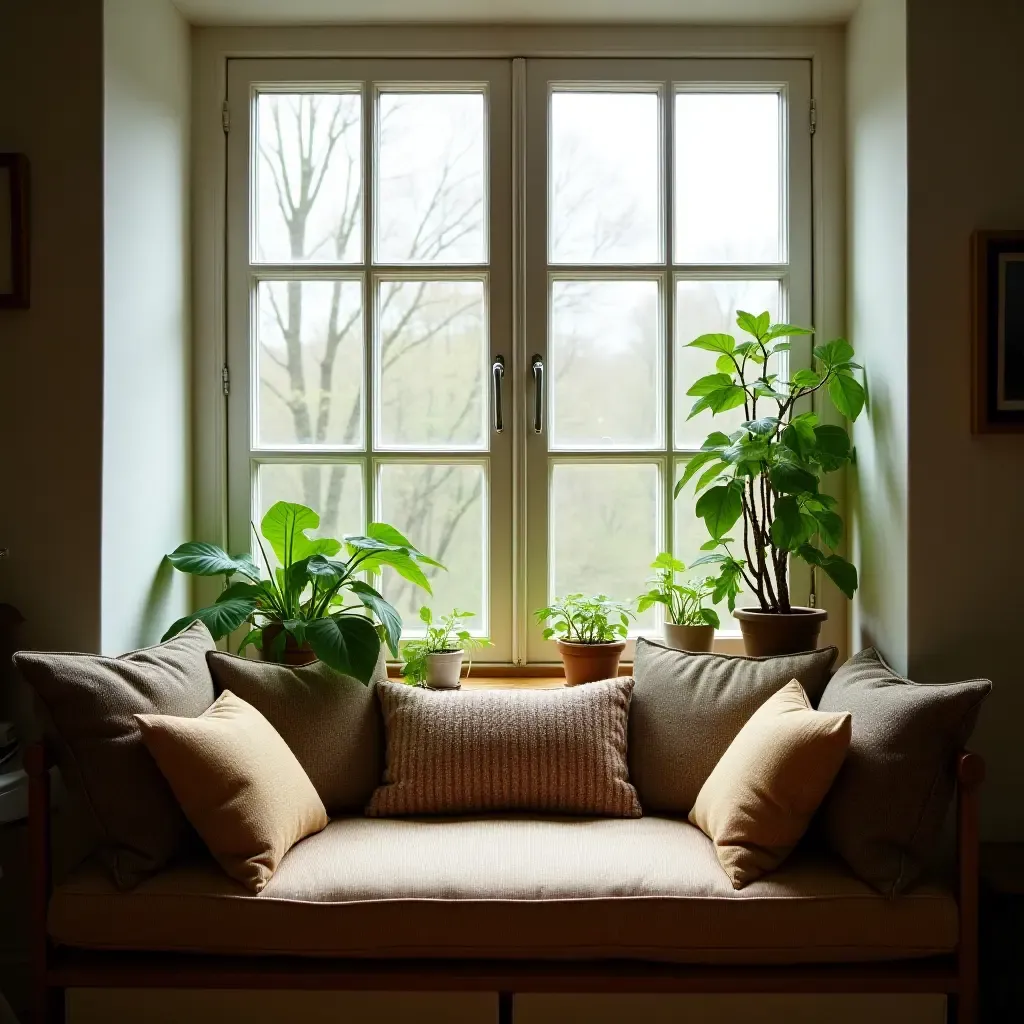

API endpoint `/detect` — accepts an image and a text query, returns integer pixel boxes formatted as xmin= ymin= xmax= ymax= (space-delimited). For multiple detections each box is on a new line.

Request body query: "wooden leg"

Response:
xmin=955 ymin=753 xmax=984 ymax=1024
xmin=498 ymin=991 xmax=514 ymax=1024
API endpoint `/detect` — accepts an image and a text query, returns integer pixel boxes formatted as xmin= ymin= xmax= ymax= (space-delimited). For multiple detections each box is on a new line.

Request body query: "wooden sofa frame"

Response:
xmin=26 ymin=743 xmax=985 ymax=1024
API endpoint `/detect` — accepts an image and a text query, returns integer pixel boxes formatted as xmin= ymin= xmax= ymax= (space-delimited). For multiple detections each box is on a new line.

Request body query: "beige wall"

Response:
xmin=0 ymin=0 xmax=105 ymax=654
xmin=102 ymin=0 xmax=192 ymax=655
xmin=846 ymin=0 xmax=909 ymax=671
xmin=904 ymin=0 xmax=1024 ymax=840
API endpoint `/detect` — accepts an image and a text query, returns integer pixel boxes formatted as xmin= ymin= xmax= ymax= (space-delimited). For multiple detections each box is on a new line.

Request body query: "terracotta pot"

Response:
xmin=662 ymin=622 xmax=715 ymax=653
xmin=734 ymin=606 xmax=828 ymax=657
xmin=426 ymin=650 xmax=464 ymax=689
xmin=556 ymin=639 xmax=626 ymax=687
xmin=260 ymin=624 xmax=317 ymax=666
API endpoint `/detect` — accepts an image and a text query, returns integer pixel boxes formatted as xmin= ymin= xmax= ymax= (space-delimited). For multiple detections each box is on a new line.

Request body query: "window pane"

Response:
xmin=377 ymin=279 xmax=487 ymax=449
xmin=674 ymin=279 xmax=782 ymax=449
xmin=674 ymin=93 xmax=781 ymax=264
xmin=550 ymin=463 xmax=659 ymax=630
xmin=255 ymin=93 xmax=362 ymax=264
xmin=550 ymin=279 xmax=662 ymax=450
xmin=550 ymin=92 xmax=661 ymax=265
xmin=673 ymin=459 xmax=739 ymax=633
xmin=257 ymin=463 xmax=365 ymax=557
xmin=376 ymin=92 xmax=486 ymax=264
xmin=377 ymin=463 xmax=487 ymax=633
xmin=257 ymin=280 xmax=363 ymax=449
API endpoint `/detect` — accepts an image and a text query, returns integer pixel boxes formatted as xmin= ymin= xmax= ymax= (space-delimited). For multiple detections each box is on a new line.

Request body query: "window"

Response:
xmin=226 ymin=57 xmax=811 ymax=664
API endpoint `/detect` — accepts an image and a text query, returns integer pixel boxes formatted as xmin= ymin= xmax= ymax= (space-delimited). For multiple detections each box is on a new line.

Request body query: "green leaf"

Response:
xmin=695 ymin=481 xmax=744 ymax=540
xmin=812 ymin=508 xmax=844 ymax=548
xmin=678 ymin=450 xmax=722 ymax=489
xmin=716 ymin=354 xmax=736 ymax=374
xmin=694 ymin=462 xmax=727 ymax=493
xmin=686 ymin=373 xmax=734 ymax=398
xmin=763 ymin=323 xmax=814 ymax=342
xmin=167 ymin=543 xmax=259 ymax=580
xmin=814 ymin=338 xmax=855 ymax=368
xmin=742 ymin=416 xmax=779 ymax=436
xmin=216 ymin=581 xmax=266 ymax=604
xmin=722 ymin=438 xmax=770 ymax=465
xmin=711 ymin=557 xmax=746 ymax=612
xmin=770 ymin=496 xmax=813 ymax=552
xmin=812 ymin=424 xmax=852 ymax=469
xmin=700 ymin=607 xmax=721 ymax=629
xmin=702 ymin=431 xmax=733 ymax=449
xmin=348 ymin=580 xmax=402 ymax=657
xmin=419 ymin=605 xmax=433 ymax=625
xmin=797 ymin=545 xmax=859 ymax=599
xmin=651 ymin=552 xmax=687 ymax=573
xmin=706 ymin=385 xmax=747 ymax=415
xmin=367 ymin=522 xmax=444 ymax=568
xmin=161 ymin=597 xmax=258 ymax=643
xmin=689 ymin=553 xmax=726 ymax=569
xmin=700 ymin=538 xmax=724 ymax=550
xmin=237 ymin=627 xmax=263 ymax=655
xmin=362 ymin=549 xmax=434 ymax=595
xmin=791 ymin=369 xmax=821 ymax=389
xmin=260 ymin=501 xmax=342 ymax=566
xmin=769 ymin=462 xmax=819 ymax=496
xmin=688 ymin=333 xmax=736 ymax=355
xmin=827 ymin=373 xmax=866 ymax=421
xmin=304 ymin=615 xmax=382 ymax=683
xmin=736 ymin=310 xmax=769 ymax=339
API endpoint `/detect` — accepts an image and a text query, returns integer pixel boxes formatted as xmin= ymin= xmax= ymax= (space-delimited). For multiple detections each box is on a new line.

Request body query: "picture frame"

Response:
xmin=972 ymin=229 xmax=1024 ymax=433
xmin=0 ymin=153 xmax=30 ymax=309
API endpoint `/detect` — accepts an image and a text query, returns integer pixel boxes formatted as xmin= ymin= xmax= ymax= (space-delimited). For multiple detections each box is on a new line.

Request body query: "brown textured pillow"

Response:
xmin=137 ymin=691 xmax=328 ymax=893
xmin=12 ymin=621 xmax=216 ymax=888
xmin=629 ymin=637 xmax=838 ymax=813
xmin=818 ymin=648 xmax=992 ymax=895
xmin=206 ymin=649 xmax=386 ymax=814
xmin=689 ymin=680 xmax=851 ymax=889
xmin=368 ymin=678 xmax=641 ymax=817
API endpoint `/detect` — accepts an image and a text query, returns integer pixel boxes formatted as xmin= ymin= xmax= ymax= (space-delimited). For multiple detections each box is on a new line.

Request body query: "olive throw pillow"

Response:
xmin=629 ymin=637 xmax=839 ymax=813
xmin=818 ymin=648 xmax=992 ymax=895
xmin=206 ymin=648 xmax=387 ymax=814
xmin=12 ymin=621 xmax=216 ymax=889
xmin=689 ymin=680 xmax=851 ymax=889
xmin=137 ymin=691 xmax=328 ymax=893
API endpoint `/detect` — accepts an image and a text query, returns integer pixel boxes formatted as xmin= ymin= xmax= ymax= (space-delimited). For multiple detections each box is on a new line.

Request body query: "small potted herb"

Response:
xmin=536 ymin=594 xmax=633 ymax=687
xmin=637 ymin=553 xmax=721 ymax=653
xmin=400 ymin=608 xmax=492 ymax=690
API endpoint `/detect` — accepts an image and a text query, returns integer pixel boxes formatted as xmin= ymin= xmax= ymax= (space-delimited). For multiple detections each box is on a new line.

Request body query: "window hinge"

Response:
xmin=221 ymin=365 xmax=230 ymax=397
xmin=809 ymin=98 xmax=817 ymax=136
xmin=221 ymin=101 xmax=230 ymax=134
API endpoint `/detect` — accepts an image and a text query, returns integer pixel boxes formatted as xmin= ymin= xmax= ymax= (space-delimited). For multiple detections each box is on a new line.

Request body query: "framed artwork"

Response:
xmin=0 ymin=154 xmax=30 ymax=309
xmin=972 ymin=229 xmax=1024 ymax=433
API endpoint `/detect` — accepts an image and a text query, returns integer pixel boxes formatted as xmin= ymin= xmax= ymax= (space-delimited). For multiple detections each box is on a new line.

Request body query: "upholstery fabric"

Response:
xmin=12 ymin=621 xmax=216 ymax=889
xmin=629 ymin=638 xmax=838 ymax=813
xmin=137 ymin=691 xmax=328 ymax=893
xmin=49 ymin=816 xmax=958 ymax=964
xmin=689 ymin=680 xmax=852 ymax=888
xmin=818 ymin=647 xmax=991 ymax=895
xmin=367 ymin=678 xmax=641 ymax=817
xmin=206 ymin=649 xmax=387 ymax=813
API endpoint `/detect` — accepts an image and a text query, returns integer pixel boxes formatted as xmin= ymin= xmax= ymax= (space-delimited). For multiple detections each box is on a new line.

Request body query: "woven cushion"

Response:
xmin=818 ymin=648 xmax=991 ymax=895
xmin=367 ymin=678 xmax=641 ymax=817
xmin=206 ymin=650 xmax=386 ymax=814
xmin=137 ymin=691 xmax=328 ymax=893
xmin=629 ymin=637 xmax=838 ymax=813
xmin=13 ymin=621 xmax=216 ymax=889
xmin=689 ymin=680 xmax=851 ymax=888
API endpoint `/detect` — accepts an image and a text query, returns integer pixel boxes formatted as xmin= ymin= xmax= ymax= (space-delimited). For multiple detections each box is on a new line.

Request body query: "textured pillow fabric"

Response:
xmin=206 ymin=649 xmax=386 ymax=814
xmin=689 ymin=680 xmax=851 ymax=889
xmin=368 ymin=678 xmax=641 ymax=817
xmin=818 ymin=648 xmax=992 ymax=895
xmin=629 ymin=637 xmax=838 ymax=813
xmin=137 ymin=690 xmax=328 ymax=893
xmin=12 ymin=621 xmax=216 ymax=889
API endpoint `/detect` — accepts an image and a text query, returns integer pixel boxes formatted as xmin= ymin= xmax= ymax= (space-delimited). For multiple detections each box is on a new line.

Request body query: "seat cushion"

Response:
xmin=50 ymin=816 xmax=957 ymax=965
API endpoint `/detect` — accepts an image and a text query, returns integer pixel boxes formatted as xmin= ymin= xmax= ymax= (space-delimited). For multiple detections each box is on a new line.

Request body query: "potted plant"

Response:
xmin=536 ymin=594 xmax=633 ymax=686
xmin=399 ymin=607 xmax=492 ymax=689
xmin=162 ymin=501 xmax=441 ymax=684
xmin=678 ymin=311 xmax=866 ymax=656
xmin=637 ymin=553 xmax=720 ymax=653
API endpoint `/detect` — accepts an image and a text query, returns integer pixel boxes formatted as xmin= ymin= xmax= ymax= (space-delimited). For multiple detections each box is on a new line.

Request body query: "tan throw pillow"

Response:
xmin=689 ymin=680 xmax=851 ymax=889
xmin=206 ymin=649 xmax=387 ymax=814
xmin=629 ymin=637 xmax=838 ymax=813
xmin=136 ymin=691 xmax=328 ymax=892
xmin=368 ymin=678 xmax=641 ymax=818
xmin=13 ymin=621 xmax=216 ymax=889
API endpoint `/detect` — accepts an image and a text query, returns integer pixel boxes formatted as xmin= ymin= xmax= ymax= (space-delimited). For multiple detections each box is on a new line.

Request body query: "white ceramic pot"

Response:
xmin=662 ymin=622 xmax=715 ymax=653
xmin=426 ymin=650 xmax=464 ymax=689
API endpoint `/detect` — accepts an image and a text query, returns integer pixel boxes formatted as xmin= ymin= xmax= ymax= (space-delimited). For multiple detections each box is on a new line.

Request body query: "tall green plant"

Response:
xmin=163 ymin=501 xmax=442 ymax=683
xmin=677 ymin=311 xmax=865 ymax=614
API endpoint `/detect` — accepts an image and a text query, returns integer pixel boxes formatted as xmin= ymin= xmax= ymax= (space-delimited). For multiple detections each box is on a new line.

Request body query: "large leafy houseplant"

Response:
xmin=163 ymin=501 xmax=442 ymax=684
xmin=677 ymin=311 xmax=865 ymax=617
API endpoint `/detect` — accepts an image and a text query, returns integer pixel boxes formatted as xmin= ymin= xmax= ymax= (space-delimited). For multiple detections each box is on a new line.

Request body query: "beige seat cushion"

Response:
xmin=137 ymin=691 xmax=329 ymax=893
xmin=50 ymin=816 xmax=957 ymax=965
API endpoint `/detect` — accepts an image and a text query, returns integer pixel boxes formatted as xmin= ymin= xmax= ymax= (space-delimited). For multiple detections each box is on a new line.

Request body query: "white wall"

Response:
xmin=102 ymin=0 xmax=192 ymax=654
xmin=845 ymin=0 xmax=909 ymax=671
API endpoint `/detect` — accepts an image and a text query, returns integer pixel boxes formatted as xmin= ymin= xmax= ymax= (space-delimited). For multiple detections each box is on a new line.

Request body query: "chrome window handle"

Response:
xmin=491 ymin=355 xmax=506 ymax=433
xmin=531 ymin=354 xmax=544 ymax=434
